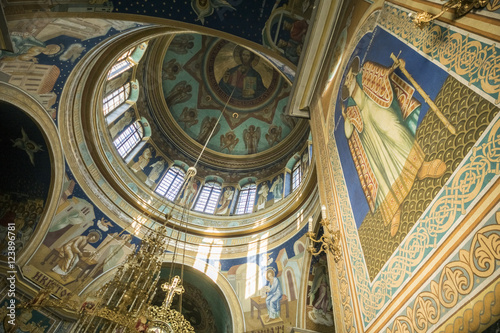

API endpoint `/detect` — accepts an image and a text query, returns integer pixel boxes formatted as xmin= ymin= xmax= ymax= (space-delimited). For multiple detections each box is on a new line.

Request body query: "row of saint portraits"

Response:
xmin=125 ymin=143 xmax=310 ymax=215
xmin=3 ymin=173 xmax=333 ymax=331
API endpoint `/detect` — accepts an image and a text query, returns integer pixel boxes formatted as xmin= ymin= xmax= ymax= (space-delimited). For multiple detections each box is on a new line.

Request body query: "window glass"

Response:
xmin=193 ymin=182 xmax=222 ymax=214
xmin=103 ymin=82 xmax=130 ymax=116
xmin=235 ymin=184 xmax=256 ymax=215
xmin=113 ymin=121 xmax=143 ymax=158
xmin=292 ymin=160 xmax=302 ymax=191
xmin=156 ymin=167 xmax=186 ymax=201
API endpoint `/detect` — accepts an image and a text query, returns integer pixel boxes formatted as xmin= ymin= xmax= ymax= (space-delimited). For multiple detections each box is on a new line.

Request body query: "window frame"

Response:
xmin=292 ymin=160 xmax=302 ymax=191
xmin=113 ymin=121 xmax=143 ymax=158
xmin=103 ymin=82 xmax=131 ymax=116
xmin=107 ymin=48 xmax=135 ymax=80
xmin=235 ymin=183 xmax=257 ymax=215
xmin=193 ymin=181 xmax=222 ymax=214
xmin=155 ymin=166 xmax=186 ymax=201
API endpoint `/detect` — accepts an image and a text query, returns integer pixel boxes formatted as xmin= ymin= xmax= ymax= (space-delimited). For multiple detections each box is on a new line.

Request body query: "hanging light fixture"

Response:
xmin=20 ymin=53 xmax=237 ymax=333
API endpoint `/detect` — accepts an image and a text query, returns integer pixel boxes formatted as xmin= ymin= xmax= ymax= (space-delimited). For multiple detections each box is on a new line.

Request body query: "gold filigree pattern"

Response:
xmin=386 ymin=213 xmax=500 ymax=333
xmin=359 ymin=75 xmax=499 ymax=280
xmin=441 ymin=279 xmax=500 ymax=332
xmin=379 ymin=4 xmax=500 ymax=103
xmin=325 ymin=4 xmax=500 ymax=329
xmin=329 ymin=39 xmax=499 ymax=333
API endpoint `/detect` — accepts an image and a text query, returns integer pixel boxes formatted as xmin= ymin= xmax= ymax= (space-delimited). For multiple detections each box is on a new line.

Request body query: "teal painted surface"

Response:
xmin=162 ymin=33 xmax=296 ymax=155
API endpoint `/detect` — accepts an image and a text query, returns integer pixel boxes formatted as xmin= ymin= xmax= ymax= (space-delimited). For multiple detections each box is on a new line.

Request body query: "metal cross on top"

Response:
xmin=161 ymin=275 xmax=185 ymax=309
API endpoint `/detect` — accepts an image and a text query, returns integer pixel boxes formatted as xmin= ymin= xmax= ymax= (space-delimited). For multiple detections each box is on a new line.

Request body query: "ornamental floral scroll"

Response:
xmin=387 ymin=213 xmax=500 ymax=333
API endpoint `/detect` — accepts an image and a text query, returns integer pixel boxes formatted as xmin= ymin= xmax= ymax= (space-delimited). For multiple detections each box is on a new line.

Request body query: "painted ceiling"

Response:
xmin=162 ymin=33 xmax=299 ymax=155
xmin=108 ymin=0 xmax=314 ymax=70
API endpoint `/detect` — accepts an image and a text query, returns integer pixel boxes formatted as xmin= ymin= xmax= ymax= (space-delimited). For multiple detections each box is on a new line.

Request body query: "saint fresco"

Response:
xmin=333 ymin=25 xmax=499 ymax=278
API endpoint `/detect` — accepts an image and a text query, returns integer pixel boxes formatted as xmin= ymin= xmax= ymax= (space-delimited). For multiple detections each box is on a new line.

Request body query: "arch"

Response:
xmin=130 ymin=41 xmax=149 ymax=63
xmin=294 ymin=239 xmax=306 ymax=255
xmin=286 ymin=153 xmax=301 ymax=170
xmin=171 ymin=160 xmax=190 ymax=172
xmin=285 ymin=268 xmax=297 ymax=301
xmin=81 ymin=253 xmax=245 ymax=333
xmin=238 ymin=176 xmax=257 ymax=189
xmin=204 ymin=175 xmax=224 ymax=184
xmin=0 ymin=82 xmax=65 ymax=266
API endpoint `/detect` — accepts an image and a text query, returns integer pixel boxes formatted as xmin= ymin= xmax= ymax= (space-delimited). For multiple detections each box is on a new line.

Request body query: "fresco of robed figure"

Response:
xmin=218 ymin=48 xmax=267 ymax=100
xmin=337 ymin=30 xmax=453 ymax=237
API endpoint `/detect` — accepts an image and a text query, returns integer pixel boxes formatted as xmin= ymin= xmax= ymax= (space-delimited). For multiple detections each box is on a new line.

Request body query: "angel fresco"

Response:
xmin=191 ymin=0 xmax=235 ymax=25
xmin=220 ymin=130 xmax=239 ymax=153
xmin=162 ymin=58 xmax=182 ymax=80
xmin=341 ymin=55 xmax=447 ymax=237
xmin=179 ymin=107 xmax=198 ymax=129
xmin=11 ymin=128 xmax=44 ymax=166
xmin=243 ymin=125 xmax=260 ymax=154
xmin=169 ymin=34 xmax=195 ymax=55
xmin=265 ymin=125 xmax=282 ymax=147
xmin=165 ymin=81 xmax=192 ymax=107
xmin=197 ymin=116 xmax=220 ymax=144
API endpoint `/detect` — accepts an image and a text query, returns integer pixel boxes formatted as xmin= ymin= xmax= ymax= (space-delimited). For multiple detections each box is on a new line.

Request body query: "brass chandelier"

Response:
xmin=19 ymin=55 xmax=239 ymax=333
xmin=413 ymin=0 xmax=488 ymax=28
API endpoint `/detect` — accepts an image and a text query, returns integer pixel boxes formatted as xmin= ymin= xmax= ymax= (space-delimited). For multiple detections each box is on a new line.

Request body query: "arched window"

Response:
xmin=156 ymin=166 xmax=185 ymax=201
xmin=113 ymin=121 xmax=143 ymax=158
xmin=193 ymin=181 xmax=221 ymax=214
xmin=107 ymin=48 xmax=135 ymax=80
xmin=235 ymin=184 xmax=256 ymax=215
xmin=103 ymin=82 xmax=131 ymax=116
xmin=292 ymin=160 xmax=302 ymax=190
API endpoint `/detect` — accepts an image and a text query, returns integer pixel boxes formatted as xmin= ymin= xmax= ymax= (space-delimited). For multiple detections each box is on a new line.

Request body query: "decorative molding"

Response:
xmin=325 ymin=3 xmax=500 ymax=330
xmin=385 ymin=209 xmax=500 ymax=333
xmin=310 ymin=97 xmax=357 ymax=333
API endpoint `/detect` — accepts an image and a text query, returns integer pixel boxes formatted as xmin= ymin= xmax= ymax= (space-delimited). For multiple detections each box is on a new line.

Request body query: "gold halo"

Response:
xmin=232 ymin=46 xmax=260 ymax=67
